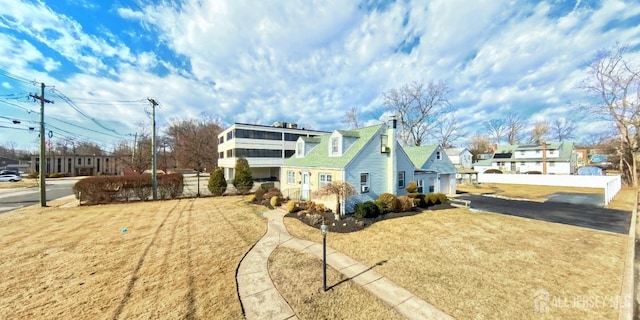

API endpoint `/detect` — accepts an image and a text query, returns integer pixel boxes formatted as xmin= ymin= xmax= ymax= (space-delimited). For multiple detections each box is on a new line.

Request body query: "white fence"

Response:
xmin=477 ymin=173 xmax=622 ymax=205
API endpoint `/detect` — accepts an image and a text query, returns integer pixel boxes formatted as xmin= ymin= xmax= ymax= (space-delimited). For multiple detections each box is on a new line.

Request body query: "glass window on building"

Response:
xmin=319 ymin=173 xmax=332 ymax=188
xmin=287 ymin=170 xmax=295 ymax=184
xmin=397 ymin=171 xmax=405 ymax=188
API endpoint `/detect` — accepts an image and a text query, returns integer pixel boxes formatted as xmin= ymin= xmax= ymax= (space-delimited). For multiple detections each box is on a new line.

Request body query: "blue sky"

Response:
xmin=0 ymin=0 xmax=639 ymax=151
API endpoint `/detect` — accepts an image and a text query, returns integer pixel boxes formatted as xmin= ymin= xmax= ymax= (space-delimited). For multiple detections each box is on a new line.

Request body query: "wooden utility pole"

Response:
xmin=148 ymin=98 xmax=159 ymax=200
xmin=29 ymin=83 xmax=53 ymax=207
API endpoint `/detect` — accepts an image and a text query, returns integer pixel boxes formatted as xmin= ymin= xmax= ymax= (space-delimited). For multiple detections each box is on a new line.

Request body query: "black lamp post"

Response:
xmin=321 ymin=219 xmax=328 ymax=292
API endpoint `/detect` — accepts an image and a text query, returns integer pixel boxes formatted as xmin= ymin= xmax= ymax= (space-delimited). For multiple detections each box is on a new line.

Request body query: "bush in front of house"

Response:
xmin=208 ymin=168 xmax=227 ymax=196
xmin=233 ymin=157 xmax=253 ymax=194
xmin=286 ymin=200 xmax=298 ymax=213
xmin=398 ymin=195 xmax=414 ymax=212
xmin=354 ymin=201 xmax=381 ymax=220
xmin=254 ymin=188 xmax=267 ymax=202
xmin=263 ymin=187 xmax=283 ymax=204
xmin=270 ymin=196 xmax=281 ymax=208
xmin=377 ymin=192 xmax=400 ymax=213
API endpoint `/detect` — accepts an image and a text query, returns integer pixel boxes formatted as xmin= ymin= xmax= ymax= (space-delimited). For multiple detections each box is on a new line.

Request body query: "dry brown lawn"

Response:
xmin=0 ymin=196 xmax=265 ymax=320
xmin=268 ymin=247 xmax=403 ymax=320
xmin=284 ymin=207 xmax=628 ymax=319
xmin=457 ymin=183 xmax=605 ymax=202
xmin=0 ymin=180 xmax=38 ymax=189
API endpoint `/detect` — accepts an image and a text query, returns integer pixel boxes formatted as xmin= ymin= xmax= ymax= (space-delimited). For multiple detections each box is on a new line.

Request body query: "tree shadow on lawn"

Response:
xmin=284 ymin=203 xmax=455 ymax=234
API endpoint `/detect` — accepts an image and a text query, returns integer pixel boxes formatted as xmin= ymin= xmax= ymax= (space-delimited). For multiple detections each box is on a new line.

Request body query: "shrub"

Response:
xmin=313 ymin=203 xmax=329 ymax=212
xmin=354 ymin=201 xmax=381 ymax=220
xmin=207 ymin=168 xmax=227 ymax=196
xmin=398 ymin=195 xmax=414 ymax=212
xmin=270 ymin=196 xmax=281 ymax=208
xmin=27 ymin=172 xmax=38 ymax=179
xmin=377 ymin=193 xmax=400 ymax=213
xmin=264 ymin=187 xmax=283 ymax=205
xmin=435 ymin=193 xmax=448 ymax=204
xmin=286 ymin=201 xmax=297 ymax=213
xmin=415 ymin=194 xmax=428 ymax=208
xmin=248 ymin=194 xmax=256 ymax=203
xmin=233 ymin=157 xmax=253 ymax=193
xmin=49 ymin=172 xmax=64 ymax=178
xmin=405 ymin=181 xmax=418 ymax=193
xmin=158 ymin=173 xmax=184 ymax=199
xmin=254 ymin=188 xmax=267 ymax=202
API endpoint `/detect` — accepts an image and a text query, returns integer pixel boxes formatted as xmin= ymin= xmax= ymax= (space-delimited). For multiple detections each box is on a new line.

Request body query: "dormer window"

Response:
xmin=330 ymin=137 xmax=339 ymax=155
xmin=296 ymin=141 xmax=304 ymax=157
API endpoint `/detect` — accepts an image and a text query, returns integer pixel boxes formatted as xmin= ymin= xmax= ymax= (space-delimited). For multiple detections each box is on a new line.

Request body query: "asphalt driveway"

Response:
xmin=457 ymin=194 xmax=631 ymax=234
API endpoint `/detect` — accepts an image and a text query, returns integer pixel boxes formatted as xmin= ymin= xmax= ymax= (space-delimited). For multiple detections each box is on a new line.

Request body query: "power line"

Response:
xmin=50 ymin=89 xmax=132 ymax=137
xmin=0 ymin=67 xmax=37 ymax=85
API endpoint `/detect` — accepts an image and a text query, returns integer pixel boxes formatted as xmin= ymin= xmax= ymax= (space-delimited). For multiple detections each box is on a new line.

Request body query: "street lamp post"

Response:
xmin=321 ymin=219 xmax=328 ymax=292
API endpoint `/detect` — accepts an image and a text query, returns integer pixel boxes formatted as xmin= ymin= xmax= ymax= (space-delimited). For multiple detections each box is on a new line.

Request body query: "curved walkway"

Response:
xmin=236 ymin=210 xmax=453 ymax=320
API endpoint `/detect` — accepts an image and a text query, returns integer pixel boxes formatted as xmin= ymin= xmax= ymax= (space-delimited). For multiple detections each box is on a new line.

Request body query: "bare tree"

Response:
xmin=506 ymin=113 xmax=526 ymax=144
xmin=342 ymin=106 xmax=360 ymax=129
xmin=433 ymin=113 xmax=467 ymax=148
xmin=484 ymin=119 xmax=508 ymax=144
xmin=467 ymin=132 xmax=493 ymax=161
xmin=581 ymin=44 xmax=640 ymax=185
xmin=383 ymin=80 xmax=451 ymax=146
xmin=112 ymin=134 xmax=152 ymax=174
xmin=312 ymin=181 xmax=356 ymax=217
xmin=550 ymin=118 xmax=576 ymax=142
xmin=529 ymin=120 xmax=550 ymax=144
xmin=165 ymin=114 xmax=223 ymax=172
xmin=74 ymin=140 xmax=104 ymax=156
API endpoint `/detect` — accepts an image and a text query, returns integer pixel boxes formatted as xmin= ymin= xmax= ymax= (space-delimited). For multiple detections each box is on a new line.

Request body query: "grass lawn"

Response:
xmin=456 ymin=183 xmax=605 ymax=202
xmin=268 ymin=247 xmax=404 ymax=320
xmin=0 ymin=180 xmax=38 ymax=189
xmin=284 ymin=206 xmax=629 ymax=319
xmin=0 ymin=196 xmax=264 ymax=319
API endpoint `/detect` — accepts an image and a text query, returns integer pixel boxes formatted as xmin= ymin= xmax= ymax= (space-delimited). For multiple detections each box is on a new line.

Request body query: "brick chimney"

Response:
xmin=542 ymin=142 xmax=547 ymax=174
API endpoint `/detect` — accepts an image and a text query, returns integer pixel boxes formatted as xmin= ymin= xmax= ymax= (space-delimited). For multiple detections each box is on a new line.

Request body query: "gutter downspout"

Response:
xmin=388 ymin=116 xmax=397 ymax=194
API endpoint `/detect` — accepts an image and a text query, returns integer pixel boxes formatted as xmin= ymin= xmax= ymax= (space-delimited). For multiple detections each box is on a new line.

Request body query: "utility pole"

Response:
xmin=29 ymin=83 xmax=53 ymax=207
xmin=148 ymin=98 xmax=159 ymax=200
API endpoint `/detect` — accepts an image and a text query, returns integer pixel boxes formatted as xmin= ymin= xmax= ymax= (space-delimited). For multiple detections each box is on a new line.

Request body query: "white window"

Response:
xmin=417 ymin=179 xmax=424 ymax=193
xmin=397 ymin=171 xmax=405 ymax=188
xmin=360 ymin=173 xmax=369 ymax=193
xmin=436 ymin=151 xmax=442 ymax=160
xmin=549 ymin=162 xmax=555 ymax=167
xmin=549 ymin=150 xmax=555 ymax=155
xmin=287 ymin=170 xmax=295 ymax=184
xmin=319 ymin=173 xmax=332 ymax=188
xmin=331 ymin=137 xmax=339 ymax=155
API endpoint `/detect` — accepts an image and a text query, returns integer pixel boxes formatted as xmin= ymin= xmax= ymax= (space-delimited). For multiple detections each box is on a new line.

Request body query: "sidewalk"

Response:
xmin=236 ymin=210 xmax=453 ymax=320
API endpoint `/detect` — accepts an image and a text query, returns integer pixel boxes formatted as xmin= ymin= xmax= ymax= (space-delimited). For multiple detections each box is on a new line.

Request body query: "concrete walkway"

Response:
xmin=237 ymin=210 xmax=453 ymax=320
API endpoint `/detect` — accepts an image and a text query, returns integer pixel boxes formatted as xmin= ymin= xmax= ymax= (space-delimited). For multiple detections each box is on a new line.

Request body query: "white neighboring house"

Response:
xmin=217 ymin=122 xmax=329 ymax=181
xmin=473 ymin=142 xmax=578 ymax=174
xmin=445 ymin=148 xmax=473 ymax=169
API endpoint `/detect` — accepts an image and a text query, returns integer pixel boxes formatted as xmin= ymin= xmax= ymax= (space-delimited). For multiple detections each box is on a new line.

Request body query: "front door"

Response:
xmin=301 ymin=172 xmax=310 ymax=200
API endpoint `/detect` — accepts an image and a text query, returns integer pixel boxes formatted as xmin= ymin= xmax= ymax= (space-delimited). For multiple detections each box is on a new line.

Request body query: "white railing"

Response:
xmin=477 ymin=173 xmax=622 ymax=205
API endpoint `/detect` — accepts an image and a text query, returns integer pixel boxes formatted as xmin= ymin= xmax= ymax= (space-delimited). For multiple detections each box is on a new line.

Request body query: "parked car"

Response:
xmin=0 ymin=174 xmax=22 ymax=182
xmin=0 ymin=170 xmax=18 ymax=175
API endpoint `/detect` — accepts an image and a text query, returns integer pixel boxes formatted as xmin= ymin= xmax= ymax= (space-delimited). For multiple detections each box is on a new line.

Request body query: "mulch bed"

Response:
xmin=284 ymin=203 xmax=455 ymax=233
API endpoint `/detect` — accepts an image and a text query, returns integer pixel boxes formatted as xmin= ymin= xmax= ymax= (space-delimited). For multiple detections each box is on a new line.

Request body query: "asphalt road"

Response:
xmin=457 ymin=193 xmax=631 ymax=234
xmin=0 ymin=179 xmax=78 ymax=213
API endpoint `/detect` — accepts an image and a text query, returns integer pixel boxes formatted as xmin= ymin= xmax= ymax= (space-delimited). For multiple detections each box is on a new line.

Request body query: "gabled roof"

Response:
xmin=444 ymin=148 xmax=467 ymax=157
xmin=284 ymin=124 xmax=384 ymax=168
xmin=404 ymin=145 xmax=438 ymax=168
